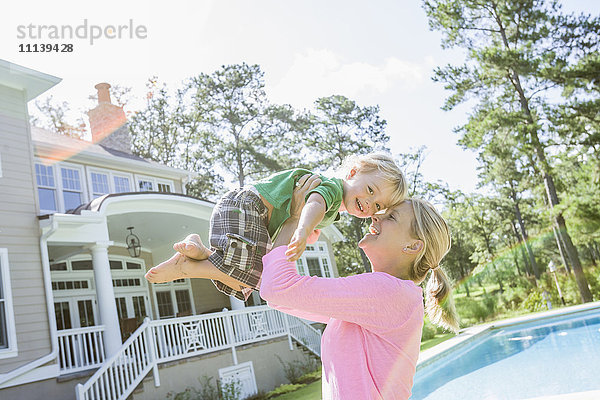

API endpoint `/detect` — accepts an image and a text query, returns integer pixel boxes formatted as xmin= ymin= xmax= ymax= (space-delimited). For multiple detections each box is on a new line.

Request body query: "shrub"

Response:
xmin=265 ymin=384 xmax=306 ymax=398
xmin=276 ymin=354 xmax=320 ymax=384
xmin=421 ymin=320 xmax=437 ymax=341
xmin=166 ymin=375 xmax=241 ymax=400
xmin=522 ymin=290 xmax=545 ymax=312
xmin=500 ymin=287 xmax=524 ymax=311
xmin=295 ymin=369 xmax=321 ymax=385
xmin=455 ymin=294 xmax=498 ymax=326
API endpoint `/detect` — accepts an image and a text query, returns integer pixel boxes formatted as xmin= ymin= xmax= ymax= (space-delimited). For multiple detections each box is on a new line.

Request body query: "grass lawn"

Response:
xmin=420 ymin=333 xmax=455 ymax=351
xmin=274 ymin=380 xmax=321 ymax=400
xmin=453 ymin=283 xmax=501 ymax=299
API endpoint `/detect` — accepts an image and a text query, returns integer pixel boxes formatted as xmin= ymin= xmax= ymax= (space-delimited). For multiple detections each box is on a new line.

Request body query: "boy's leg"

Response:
xmin=145 ymin=252 xmax=250 ymax=291
xmin=173 ymin=233 xmax=212 ymax=260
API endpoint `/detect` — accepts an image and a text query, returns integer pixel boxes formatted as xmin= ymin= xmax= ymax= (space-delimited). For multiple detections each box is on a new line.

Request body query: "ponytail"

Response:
xmin=425 ymin=267 xmax=459 ymax=333
xmin=408 ymin=199 xmax=460 ymax=333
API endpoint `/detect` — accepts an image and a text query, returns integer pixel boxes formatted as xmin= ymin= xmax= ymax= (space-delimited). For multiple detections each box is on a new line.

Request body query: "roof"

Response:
xmin=31 ymin=126 xmax=191 ymax=178
xmin=0 ymin=59 xmax=61 ymax=101
xmin=66 ymin=191 xmax=215 ymax=215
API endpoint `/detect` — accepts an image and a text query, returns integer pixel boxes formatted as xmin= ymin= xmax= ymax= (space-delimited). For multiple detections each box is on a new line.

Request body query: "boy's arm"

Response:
xmin=285 ymin=192 xmax=326 ymax=261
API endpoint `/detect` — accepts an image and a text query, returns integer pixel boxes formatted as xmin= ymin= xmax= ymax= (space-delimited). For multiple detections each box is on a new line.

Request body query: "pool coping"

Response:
xmin=417 ymin=300 xmax=600 ymax=369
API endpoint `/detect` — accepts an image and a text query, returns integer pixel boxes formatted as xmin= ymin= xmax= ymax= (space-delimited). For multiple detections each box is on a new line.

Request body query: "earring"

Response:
xmin=403 ymin=246 xmax=408 ymax=251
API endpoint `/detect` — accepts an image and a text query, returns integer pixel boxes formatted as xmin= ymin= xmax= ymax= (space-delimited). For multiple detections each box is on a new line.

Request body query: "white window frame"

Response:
xmin=87 ymin=166 xmax=135 ymax=199
xmin=151 ymin=279 xmax=195 ymax=319
xmin=88 ymin=168 xmax=111 ymax=199
xmin=135 ymin=174 xmax=156 ymax=192
xmin=110 ymin=256 xmax=150 ymax=321
xmin=297 ymin=241 xmax=333 ymax=277
xmin=58 ymin=162 xmax=87 ymax=212
xmin=35 ymin=161 xmax=59 ymax=214
xmin=112 ymin=172 xmax=133 ymax=194
xmin=35 ymin=159 xmax=89 ymax=214
xmin=51 ymin=255 xmax=150 ymax=327
xmin=156 ymin=178 xmax=174 ymax=193
xmin=0 ymin=249 xmax=18 ymax=359
xmin=134 ymin=174 xmax=174 ymax=193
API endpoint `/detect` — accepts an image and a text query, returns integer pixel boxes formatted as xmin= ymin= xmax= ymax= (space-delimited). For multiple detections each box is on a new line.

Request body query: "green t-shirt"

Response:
xmin=253 ymin=168 xmax=343 ymax=239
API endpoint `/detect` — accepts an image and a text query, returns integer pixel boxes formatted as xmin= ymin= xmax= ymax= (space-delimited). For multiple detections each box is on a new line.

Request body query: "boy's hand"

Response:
xmin=285 ymin=228 xmax=309 ymax=261
xmin=307 ymin=229 xmax=321 ymax=245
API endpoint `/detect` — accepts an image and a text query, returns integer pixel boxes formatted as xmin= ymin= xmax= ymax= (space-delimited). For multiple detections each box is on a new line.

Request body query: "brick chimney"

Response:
xmin=87 ymin=83 xmax=132 ymax=154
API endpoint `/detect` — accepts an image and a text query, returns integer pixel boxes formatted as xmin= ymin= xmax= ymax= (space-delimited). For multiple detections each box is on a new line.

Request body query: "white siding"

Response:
xmin=0 ymin=84 xmax=51 ymax=373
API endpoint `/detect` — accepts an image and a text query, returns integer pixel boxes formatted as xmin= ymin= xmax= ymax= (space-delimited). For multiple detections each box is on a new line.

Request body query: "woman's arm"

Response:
xmin=260 ymin=247 xmax=420 ymax=332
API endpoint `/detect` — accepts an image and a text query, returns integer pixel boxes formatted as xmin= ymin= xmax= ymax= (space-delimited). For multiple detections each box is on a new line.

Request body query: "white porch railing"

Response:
xmin=287 ymin=316 xmax=322 ymax=356
xmin=57 ymin=326 xmax=106 ymax=374
xmin=75 ymin=306 xmax=321 ymax=400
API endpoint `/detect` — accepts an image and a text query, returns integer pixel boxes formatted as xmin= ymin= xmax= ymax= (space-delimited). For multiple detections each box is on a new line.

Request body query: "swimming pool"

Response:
xmin=411 ymin=304 xmax=600 ymax=400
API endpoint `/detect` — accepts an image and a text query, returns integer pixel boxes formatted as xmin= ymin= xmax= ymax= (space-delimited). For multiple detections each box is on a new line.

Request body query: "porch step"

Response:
xmin=57 ymin=369 xmax=96 ymax=383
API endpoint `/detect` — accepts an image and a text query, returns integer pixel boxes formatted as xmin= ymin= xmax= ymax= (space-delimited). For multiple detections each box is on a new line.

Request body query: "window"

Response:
xmin=306 ymin=258 xmax=322 ymax=277
xmin=72 ymin=260 xmax=93 ymax=270
xmin=126 ymin=262 xmax=141 ymax=270
xmin=298 ymin=241 xmax=334 ymax=278
xmin=50 ymin=262 xmax=67 ymax=271
xmin=61 ymin=167 xmax=84 ymax=211
xmin=156 ymin=291 xmax=174 ymax=318
xmin=109 ymin=260 xmax=123 ymax=270
xmin=157 ymin=183 xmax=171 ymax=193
xmin=0 ymin=249 xmax=17 ymax=357
xmin=116 ymin=298 xmax=128 ymax=321
xmin=35 ymin=163 xmax=57 ymax=212
xmin=296 ymin=259 xmax=307 ymax=275
xmin=138 ymin=179 xmax=154 ymax=192
xmin=135 ymin=175 xmax=174 ymax=193
xmin=54 ymin=302 xmax=72 ymax=330
xmin=52 ymin=280 xmax=89 ymax=290
xmin=77 ymin=300 xmax=95 ymax=327
xmin=91 ymin=172 xmax=110 ymax=198
xmin=321 ymin=258 xmax=332 ymax=278
xmin=132 ymin=296 xmax=147 ymax=320
xmin=175 ymin=290 xmax=192 ymax=315
xmin=113 ymin=176 xmax=131 ymax=193
xmin=112 ymin=278 xmax=141 ymax=287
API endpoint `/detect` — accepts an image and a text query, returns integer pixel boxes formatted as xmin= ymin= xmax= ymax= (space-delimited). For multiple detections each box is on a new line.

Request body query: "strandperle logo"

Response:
xmin=16 ymin=19 xmax=148 ymax=45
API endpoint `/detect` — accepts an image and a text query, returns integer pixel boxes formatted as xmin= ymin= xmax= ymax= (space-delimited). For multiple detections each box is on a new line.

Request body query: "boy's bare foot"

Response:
xmin=145 ymin=253 xmax=187 ymax=283
xmin=173 ymin=234 xmax=212 ymax=260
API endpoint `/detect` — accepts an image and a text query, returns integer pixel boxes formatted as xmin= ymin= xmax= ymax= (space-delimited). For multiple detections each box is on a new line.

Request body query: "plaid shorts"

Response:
xmin=208 ymin=187 xmax=271 ymax=301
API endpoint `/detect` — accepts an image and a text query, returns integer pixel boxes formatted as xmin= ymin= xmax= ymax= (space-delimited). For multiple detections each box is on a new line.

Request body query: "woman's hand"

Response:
xmin=289 ymin=174 xmax=322 ymax=218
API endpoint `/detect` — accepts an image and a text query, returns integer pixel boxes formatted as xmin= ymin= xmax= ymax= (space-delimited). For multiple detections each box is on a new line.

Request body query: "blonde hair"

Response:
xmin=340 ymin=153 xmax=407 ymax=207
xmin=407 ymin=198 xmax=460 ymax=333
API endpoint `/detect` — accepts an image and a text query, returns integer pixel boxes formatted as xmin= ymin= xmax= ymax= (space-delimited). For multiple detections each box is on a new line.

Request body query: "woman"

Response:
xmin=156 ymin=175 xmax=459 ymax=399
xmin=260 ymin=174 xmax=459 ymax=399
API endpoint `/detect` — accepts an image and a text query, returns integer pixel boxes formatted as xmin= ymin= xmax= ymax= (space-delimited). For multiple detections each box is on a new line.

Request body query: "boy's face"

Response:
xmin=341 ymin=169 xmax=396 ymax=218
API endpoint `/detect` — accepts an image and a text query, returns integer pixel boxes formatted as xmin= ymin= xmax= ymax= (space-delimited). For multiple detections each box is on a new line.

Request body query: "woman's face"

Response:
xmin=358 ymin=201 xmax=422 ymax=279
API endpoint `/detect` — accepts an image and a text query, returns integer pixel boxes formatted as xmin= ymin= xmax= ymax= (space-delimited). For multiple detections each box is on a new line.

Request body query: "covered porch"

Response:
xmin=39 ymin=193 xmax=253 ymax=375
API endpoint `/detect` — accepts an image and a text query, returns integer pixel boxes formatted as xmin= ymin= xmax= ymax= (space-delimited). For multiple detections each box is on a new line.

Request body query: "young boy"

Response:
xmin=145 ymin=153 xmax=406 ymax=301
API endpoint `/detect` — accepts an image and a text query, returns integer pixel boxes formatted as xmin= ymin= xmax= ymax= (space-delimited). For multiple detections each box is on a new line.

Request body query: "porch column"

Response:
xmin=90 ymin=242 xmax=122 ymax=357
xmin=229 ymin=296 xmax=245 ymax=310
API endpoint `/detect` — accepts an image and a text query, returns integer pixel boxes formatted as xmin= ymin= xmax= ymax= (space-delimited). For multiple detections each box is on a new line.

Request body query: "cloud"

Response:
xmin=268 ymin=48 xmax=430 ymax=109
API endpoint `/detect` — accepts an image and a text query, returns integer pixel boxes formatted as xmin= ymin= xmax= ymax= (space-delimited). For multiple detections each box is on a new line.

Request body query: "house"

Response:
xmin=0 ymin=59 xmax=344 ymax=399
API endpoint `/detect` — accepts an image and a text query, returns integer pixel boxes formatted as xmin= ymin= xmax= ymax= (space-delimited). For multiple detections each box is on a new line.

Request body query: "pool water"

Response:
xmin=411 ymin=309 xmax=600 ymax=399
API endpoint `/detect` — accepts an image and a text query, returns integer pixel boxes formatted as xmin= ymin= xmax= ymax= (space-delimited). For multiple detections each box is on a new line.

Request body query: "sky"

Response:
xmin=2 ymin=0 xmax=598 ymax=193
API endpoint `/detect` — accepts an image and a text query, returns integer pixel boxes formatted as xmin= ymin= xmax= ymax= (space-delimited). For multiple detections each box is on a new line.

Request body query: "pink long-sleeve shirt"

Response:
xmin=260 ymin=246 xmax=425 ymax=400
